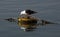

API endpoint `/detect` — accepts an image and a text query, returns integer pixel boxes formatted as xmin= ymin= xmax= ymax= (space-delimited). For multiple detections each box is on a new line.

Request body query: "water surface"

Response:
xmin=0 ymin=0 xmax=60 ymax=37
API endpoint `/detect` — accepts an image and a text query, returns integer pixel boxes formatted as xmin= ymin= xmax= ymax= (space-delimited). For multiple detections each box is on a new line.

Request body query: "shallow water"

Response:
xmin=0 ymin=0 xmax=60 ymax=37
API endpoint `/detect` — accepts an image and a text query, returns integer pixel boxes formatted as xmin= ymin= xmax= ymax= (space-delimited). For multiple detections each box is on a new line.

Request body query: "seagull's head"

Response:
xmin=20 ymin=9 xmax=37 ymax=15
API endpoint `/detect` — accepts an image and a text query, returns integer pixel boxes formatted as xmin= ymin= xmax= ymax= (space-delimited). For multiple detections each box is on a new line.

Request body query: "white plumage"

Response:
xmin=20 ymin=10 xmax=27 ymax=15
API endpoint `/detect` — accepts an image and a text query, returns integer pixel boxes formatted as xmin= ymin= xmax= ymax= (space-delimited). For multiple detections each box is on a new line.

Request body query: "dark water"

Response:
xmin=0 ymin=0 xmax=60 ymax=37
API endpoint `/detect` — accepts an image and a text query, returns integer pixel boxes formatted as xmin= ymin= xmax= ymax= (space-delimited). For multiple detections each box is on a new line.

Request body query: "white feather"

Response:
xmin=20 ymin=10 xmax=27 ymax=15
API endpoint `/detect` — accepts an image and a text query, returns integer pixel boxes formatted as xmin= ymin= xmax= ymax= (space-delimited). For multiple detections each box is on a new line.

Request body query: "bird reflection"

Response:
xmin=4 ymin=17 xmax=57 ymax=32
xmin=17 ymin=17 xmax=38 ymax=32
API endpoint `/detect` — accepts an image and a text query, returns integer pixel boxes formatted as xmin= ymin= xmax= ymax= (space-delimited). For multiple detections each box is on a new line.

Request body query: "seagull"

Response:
xmin=4 ymin=9 xmax=58 ymax=32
